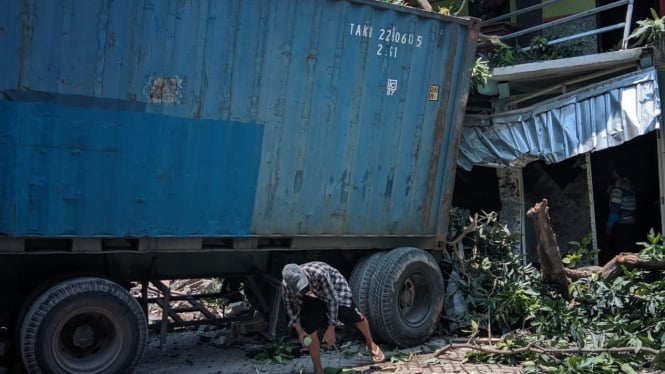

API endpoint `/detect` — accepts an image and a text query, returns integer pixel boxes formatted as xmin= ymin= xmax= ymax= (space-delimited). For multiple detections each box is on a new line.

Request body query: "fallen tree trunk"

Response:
xmin=525 ymin=199 xmax=570 ymax=295
xmin=527 ymin=199 xmax=665 ymax=295
xmin=565 ymin=252 xmax=665 ymax=281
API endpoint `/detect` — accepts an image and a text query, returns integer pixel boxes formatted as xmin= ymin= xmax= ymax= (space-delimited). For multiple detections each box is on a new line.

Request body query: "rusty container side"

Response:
xmin=0 ymin=0 xmax=478 ymax=246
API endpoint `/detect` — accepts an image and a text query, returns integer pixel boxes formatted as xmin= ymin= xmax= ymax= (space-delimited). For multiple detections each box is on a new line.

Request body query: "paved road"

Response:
xmin=135 ymin=330 xmax=524 ymax=374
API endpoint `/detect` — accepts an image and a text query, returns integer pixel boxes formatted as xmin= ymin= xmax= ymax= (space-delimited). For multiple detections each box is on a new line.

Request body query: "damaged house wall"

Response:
xmin=522 ymin=158 xmax=592 ymax=263
xmin=455 ymin=140 xmax=658 ymax=266
xmin=457 ymin=67 xmax=662 ymax=265
xmin=454 ymin=159 xmax=592 ymax=264
xmin=456 ymin=1 xmax=664 ymax=265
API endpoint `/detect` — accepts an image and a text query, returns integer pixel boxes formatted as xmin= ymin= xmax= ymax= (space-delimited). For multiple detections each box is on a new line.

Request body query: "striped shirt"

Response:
xmin=281 ymin=261 xmax=353 ymax=327
xmin=607 ymin=177 xmax=636 ymax=227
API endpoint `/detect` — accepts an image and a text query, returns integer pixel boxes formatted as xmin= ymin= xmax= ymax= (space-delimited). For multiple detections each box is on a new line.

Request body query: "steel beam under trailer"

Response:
xmin=138 ymin=275 xmax=284 ymax=350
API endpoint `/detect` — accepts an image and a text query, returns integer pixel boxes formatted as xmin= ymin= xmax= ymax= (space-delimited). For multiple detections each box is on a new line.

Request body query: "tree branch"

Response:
xmin=528 ymin=199 xmax=665 ymax=288
xmin=434 ymin=342 xmax=661 ymax=357
xmin=447 ymin=213 xmax=479 ymax=277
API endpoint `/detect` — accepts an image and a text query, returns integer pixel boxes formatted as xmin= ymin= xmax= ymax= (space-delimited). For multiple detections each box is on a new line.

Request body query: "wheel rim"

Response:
xmin=397 ymin=272 xmax=432 ymax=327
xmin=52 ymin=306 xmax=124 ymax=373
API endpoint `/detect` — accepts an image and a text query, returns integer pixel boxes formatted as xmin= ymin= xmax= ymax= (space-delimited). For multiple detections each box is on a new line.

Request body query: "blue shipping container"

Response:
xmin=0 ymin=0 xmax=479 ymax=244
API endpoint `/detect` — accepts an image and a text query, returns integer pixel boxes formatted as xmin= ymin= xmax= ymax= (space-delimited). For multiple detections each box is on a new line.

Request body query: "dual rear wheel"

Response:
xmin=349 ymin=247 xmax=444 ymax=347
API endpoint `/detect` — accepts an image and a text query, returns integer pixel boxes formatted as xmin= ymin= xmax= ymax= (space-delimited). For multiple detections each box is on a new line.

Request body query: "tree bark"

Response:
xmin=526 ymin=199 xmax=570 ymax=295
xmin=565 ymin=252 xmax=665 ymax=281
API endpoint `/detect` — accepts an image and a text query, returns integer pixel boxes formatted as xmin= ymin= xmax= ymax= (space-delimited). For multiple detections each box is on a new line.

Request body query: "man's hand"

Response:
xmin=293 ymin=322 xmax=307 ymax=347
xmin=297 ymin=331 xmax=308 ymax=346
xmin=322 ymin=325 xmax=336 ymax=347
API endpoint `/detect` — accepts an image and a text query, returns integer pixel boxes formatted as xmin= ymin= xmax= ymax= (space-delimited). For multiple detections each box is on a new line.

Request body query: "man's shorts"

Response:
xmin=300 ymin=296 xmax=365 ymax=333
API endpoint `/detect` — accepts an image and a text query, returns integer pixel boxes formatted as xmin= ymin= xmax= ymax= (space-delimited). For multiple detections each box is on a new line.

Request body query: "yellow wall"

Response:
xmin=430 ymin=0 xmax=596 ymax=20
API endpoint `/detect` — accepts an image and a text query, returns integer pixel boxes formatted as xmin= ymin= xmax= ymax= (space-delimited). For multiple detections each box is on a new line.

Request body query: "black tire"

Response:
xmin=20 ymin=277 xmax=147 ymax=374
xmin=16 ymin=274 xmax=87 ymax=347
xmin=348 ymin=252 xmax=385 ymax=315
xmin=368 ymin=247 xmax=444 ymax=347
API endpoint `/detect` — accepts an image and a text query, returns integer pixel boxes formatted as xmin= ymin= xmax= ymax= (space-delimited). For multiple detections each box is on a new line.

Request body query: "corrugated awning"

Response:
xmin=458 ymin=68 xmax=661 ymax=170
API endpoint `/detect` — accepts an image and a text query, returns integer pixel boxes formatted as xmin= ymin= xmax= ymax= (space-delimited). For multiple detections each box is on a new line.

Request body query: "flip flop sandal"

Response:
xmin=370 ymin=344 xmax=385 ymax=363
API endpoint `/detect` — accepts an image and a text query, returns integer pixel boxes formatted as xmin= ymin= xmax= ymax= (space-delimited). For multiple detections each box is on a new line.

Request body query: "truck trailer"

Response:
xmin=0 ymin=0 xmax=479 ymax=372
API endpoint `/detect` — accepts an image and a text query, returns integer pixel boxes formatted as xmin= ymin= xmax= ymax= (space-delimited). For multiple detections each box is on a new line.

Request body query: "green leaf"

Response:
xmin=632 ymin=337 xmax=643 ymax=354
xmin=651 ymin=7 xmax=660 ymax=20
xmin=620 ymin=363 xmax=638 ymax=374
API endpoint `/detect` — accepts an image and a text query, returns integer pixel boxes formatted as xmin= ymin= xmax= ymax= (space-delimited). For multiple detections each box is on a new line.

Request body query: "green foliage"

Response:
xmin=523 ymin=35 xmax=578 ymax=61
xmin=563 ymin=234 xmax=599 ymax=268
xmin=485 ymin=41 xmax=524 ymax=67
xmin=525 ymin=352 xmax=639 ymax=374
xmin=630 ymin=8 xmax=665 ymax=46
xmin=253 ymin=337 xmax=299 ymax=365
xmin=448 ymin=207 xmax=471 ymax=240
xmin=465 ymin=331 xmax=538 ymax=366
xmin=444 ymin=209 xmax=536 ymax=333
xmin=638 ymin=230 xmax=665 ymax=260
xmin=447 ymin=209 xmax=665 ymax=372
xmin=390 ymin=351 xmax=416 ymax=364
xmin=484 ymin=35 xmax=579 ymax=68
xmin=471 ymin=57 xmax=492 ymax=91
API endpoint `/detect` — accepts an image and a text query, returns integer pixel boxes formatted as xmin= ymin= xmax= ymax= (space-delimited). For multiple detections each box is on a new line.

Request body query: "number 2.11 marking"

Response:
xmin=377 ymin=44 xmax=397 ymax=58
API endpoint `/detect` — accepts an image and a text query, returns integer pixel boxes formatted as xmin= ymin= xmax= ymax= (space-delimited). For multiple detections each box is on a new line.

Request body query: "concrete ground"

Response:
xmin=134 ymin=330 xmax=524 ymax=374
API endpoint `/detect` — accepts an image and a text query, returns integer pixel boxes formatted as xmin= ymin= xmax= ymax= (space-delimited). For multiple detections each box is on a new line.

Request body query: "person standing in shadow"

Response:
xmin=605 ymin=165 xmax=638 ymax=254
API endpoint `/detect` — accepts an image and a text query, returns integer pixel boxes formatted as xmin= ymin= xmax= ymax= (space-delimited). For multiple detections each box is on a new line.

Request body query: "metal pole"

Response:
xmin=500 ymin=0 xmax=629 ymax=41
xmin=585 ymin=153 xmax=599 ymax=266
xmin=621 ymin=0 xmax=634 ymax=49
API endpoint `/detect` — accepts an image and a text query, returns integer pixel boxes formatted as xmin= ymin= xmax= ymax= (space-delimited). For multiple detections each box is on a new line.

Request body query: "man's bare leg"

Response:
xmin=307 ymin=331 xmax=324 ymax=374
xmin=354 ymin=318 xmax=382 ymax=360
